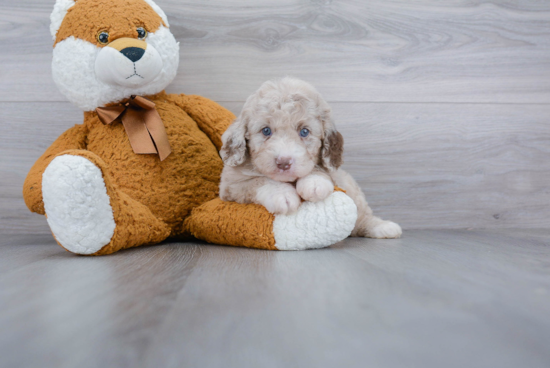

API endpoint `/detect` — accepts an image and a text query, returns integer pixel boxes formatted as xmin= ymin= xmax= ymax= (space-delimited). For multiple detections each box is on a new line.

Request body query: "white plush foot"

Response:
xmin=370 ymin=221 xmax=402 ymax=239
xmin=296 ymin=174 xmax=334 ymax=202
xmin=42 ymin=155 xmax=116 ymax=255
xmin=272 ymin=191 xmax=357 ymax=250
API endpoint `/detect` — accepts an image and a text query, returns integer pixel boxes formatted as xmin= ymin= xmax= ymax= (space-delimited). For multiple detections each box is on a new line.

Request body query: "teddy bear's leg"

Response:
xmin=42 ymin=150 xmax=170 ymax=256
xmin=184 ymin=190 xmax=358 ymax=250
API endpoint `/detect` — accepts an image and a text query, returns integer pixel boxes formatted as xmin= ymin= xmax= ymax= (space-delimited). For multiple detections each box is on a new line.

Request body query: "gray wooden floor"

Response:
xmin=1 ymin=229 xmax=549 ymax=368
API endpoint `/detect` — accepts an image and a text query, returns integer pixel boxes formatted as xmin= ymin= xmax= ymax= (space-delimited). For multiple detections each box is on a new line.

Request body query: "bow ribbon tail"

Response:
xmin=121 ymin=108 xmax=159 ymax=155
xmin=142 ymin=108 xmax=172 ymax=161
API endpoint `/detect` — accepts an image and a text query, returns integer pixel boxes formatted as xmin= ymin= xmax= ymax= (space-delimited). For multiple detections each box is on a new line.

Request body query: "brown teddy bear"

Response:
xmin=22 ymin=0 xmax=358 ymax=255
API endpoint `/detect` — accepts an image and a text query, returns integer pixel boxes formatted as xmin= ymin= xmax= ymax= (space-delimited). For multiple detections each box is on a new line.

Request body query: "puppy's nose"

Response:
xmin=276 ymin=157 xmax=293 ymax=171
xmin=120 ymin=47 xmax=145 ymax=62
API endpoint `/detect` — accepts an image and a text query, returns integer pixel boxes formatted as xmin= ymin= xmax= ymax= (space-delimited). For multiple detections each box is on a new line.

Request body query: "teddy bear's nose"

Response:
xmin=120 ymin=47 xmax=145 ymax=62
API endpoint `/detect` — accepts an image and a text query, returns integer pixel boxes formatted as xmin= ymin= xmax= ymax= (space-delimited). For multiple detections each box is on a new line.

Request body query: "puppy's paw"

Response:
xmin=257 ymin=184 xmax=301 ymax=215
xmin=370 ymin=221 xmax=402 ymax=239
xmin=296 ymin=174 xmax=334 ymax=202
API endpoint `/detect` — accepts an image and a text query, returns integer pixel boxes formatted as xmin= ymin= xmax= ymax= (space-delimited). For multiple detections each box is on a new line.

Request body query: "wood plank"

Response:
xmin=2 ymin=101 xmax=548 ymax=233
xmin=1 ymin=230 xmax=549 ymax=368
xmin=116 ymin=230 xmax=550 ymax=368
xmin=0 ymin=234 xmax=60 ymax=274
xmin=333 ymin=102 xmax=550 ymax=229
xmin=0 ymin=238 xmax=203 ymax=368
xmin=1 ymin=1 xmax=549 ymax=103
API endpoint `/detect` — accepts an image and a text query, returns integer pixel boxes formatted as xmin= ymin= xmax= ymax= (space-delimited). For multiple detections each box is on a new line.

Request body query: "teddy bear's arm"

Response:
xmin=22 ymin=124 xmax=88 ymax=214
xmin=168 ymin=94 xmax=236 ymax=151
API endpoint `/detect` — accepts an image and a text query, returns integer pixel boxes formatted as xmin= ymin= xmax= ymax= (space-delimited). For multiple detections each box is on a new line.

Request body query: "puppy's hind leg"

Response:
xmin=331 ymin=169 xmax=402 ymax=239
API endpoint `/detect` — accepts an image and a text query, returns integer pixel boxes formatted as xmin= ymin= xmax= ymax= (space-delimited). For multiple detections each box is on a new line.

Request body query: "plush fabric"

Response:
xmin=52 ymin=26 xmax=179 ymax=111
xmin=43 ymin=154 xmax=117 ymax=255
xmin=22 ymin=0 xmax=358 ymax=255
xmin=184 ymin=199 xmax=278 ymax=251
xmin=24 ymin=92 xmax=232 ymax=255
xmin=54 ymin=0 xmax=165 ymax=47
xmin=272 ymin=191 xmax=357 ymax=250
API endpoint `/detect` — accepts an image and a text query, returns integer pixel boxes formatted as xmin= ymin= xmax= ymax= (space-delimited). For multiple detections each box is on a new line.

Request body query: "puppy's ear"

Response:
xmin=321 ymin=125 xmax=344 ymax=172
xmin=220 ymin=116 xmax=248 ymax=166
xmin=319 ymin=103 xmax=344 ymax=171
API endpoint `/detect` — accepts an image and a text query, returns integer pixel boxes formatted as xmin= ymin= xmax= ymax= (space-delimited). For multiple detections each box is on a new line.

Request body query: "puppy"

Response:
xmin=219 ymin=77 xmax=402 ymax=239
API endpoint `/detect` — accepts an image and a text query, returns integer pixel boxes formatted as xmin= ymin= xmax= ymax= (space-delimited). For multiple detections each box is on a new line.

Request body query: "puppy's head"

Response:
xmin=50 ymin=0 xmax=179 ymax=111
xmin=221 ymin=77 xmax=344 ymax=182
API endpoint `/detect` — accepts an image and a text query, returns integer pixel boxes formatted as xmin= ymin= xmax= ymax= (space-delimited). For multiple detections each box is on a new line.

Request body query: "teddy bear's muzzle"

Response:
xmin=94 ymin=37 xmax=163 ymax=88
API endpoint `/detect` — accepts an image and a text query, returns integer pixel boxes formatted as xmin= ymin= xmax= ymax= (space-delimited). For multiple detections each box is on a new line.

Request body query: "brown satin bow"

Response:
xmin=96 ymin=95 xmax=172 ymax=161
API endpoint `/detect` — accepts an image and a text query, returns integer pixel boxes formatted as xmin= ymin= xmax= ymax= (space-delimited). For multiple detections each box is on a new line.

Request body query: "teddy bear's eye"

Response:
xmin=137 ymin=27 xmax=148 ymax=40
xmin=97 ymin=31 xmax=110 ymax=45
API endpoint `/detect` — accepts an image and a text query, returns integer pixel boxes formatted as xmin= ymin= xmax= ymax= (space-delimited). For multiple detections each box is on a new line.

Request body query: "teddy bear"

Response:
xmin=22 ymin=0 xmax=358 ymax=256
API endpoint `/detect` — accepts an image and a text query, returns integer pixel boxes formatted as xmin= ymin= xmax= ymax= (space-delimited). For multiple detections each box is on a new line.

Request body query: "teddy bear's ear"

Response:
xmin=142 ymin=0 xmax=170 ymax=27
xmin=50 ymin=0 xmax=76 ymax=41
xmin=50 ymin=0 xmax=170 ymax=42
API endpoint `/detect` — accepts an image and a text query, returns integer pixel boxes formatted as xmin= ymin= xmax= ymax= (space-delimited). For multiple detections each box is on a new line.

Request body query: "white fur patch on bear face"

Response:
xmin=52 ymin=25 xmax=179 ymax=111
xmin=95 ymin=41 xmax=163 ymax=88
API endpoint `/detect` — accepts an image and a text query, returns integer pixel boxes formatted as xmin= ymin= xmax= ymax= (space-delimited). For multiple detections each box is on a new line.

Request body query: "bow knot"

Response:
xmin=96 ymin=95 xmax=171 ymax=161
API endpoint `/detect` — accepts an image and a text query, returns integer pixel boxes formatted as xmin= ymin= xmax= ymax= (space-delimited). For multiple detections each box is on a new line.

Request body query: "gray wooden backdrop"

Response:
xmin=1 ymin=0 xmax=549 ymax=234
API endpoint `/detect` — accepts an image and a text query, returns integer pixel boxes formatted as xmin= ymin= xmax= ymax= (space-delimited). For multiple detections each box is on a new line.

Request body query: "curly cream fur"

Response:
xmin=220 ymin=77 xmax=402 ymax=238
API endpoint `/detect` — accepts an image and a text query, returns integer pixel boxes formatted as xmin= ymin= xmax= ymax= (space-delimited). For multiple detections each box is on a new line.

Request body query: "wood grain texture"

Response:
xmin=2 ymin=101 xmax=548 ymax=233
xmin=0 ymin=0 xmax=548 ymax=230
xmin=1 ymin=230 xmax=549 ymax=368
xmin=0 ymin=0 xmax=549 ymax=102
xmin=333 ymin=102 xmax=550 ymax=229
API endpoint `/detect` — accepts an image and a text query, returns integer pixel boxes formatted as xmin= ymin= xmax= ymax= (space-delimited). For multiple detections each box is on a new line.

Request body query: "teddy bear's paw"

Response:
xmin=272 ymin=191 xmax=357 ymax=250
xmin=369 ymin=221 xmax=402 ymax=239
xmin=296 ymin=174 xmax=334 ymax=202
xmin=42 ymin=155 xmax=116 ymax=255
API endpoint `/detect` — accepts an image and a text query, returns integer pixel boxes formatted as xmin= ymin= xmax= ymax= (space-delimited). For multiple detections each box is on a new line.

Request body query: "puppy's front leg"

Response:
xmin=220 ymin=166 xmax=301 ymax=215
xmin=255 ymin=180 xmax=301 ymax=215
xmin=296 ymin=170 xmax=334 ymax=202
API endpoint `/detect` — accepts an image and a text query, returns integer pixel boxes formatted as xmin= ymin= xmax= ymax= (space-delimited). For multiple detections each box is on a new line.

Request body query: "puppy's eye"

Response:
xmin=262 ymin=127 xmax=272 ymax=136
xmin=137 ymin=27 xmax=148 ymax=40
xmin=300 ymin=128 xmax=310 ymax=138
xmin=97 ymin=31 xmax=110 ymax=45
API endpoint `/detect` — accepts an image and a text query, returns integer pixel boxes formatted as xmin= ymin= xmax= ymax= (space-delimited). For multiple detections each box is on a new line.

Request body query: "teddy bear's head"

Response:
xmin=51 ymin=0 xmax=179 ymax=111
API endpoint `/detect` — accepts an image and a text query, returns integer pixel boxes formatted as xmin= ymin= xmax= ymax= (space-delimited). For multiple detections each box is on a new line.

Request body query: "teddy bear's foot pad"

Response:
xmin=43 ymin=155 xmax=116 ymax=255
xmin=272 ymin=191 xmax=358 ymax=250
